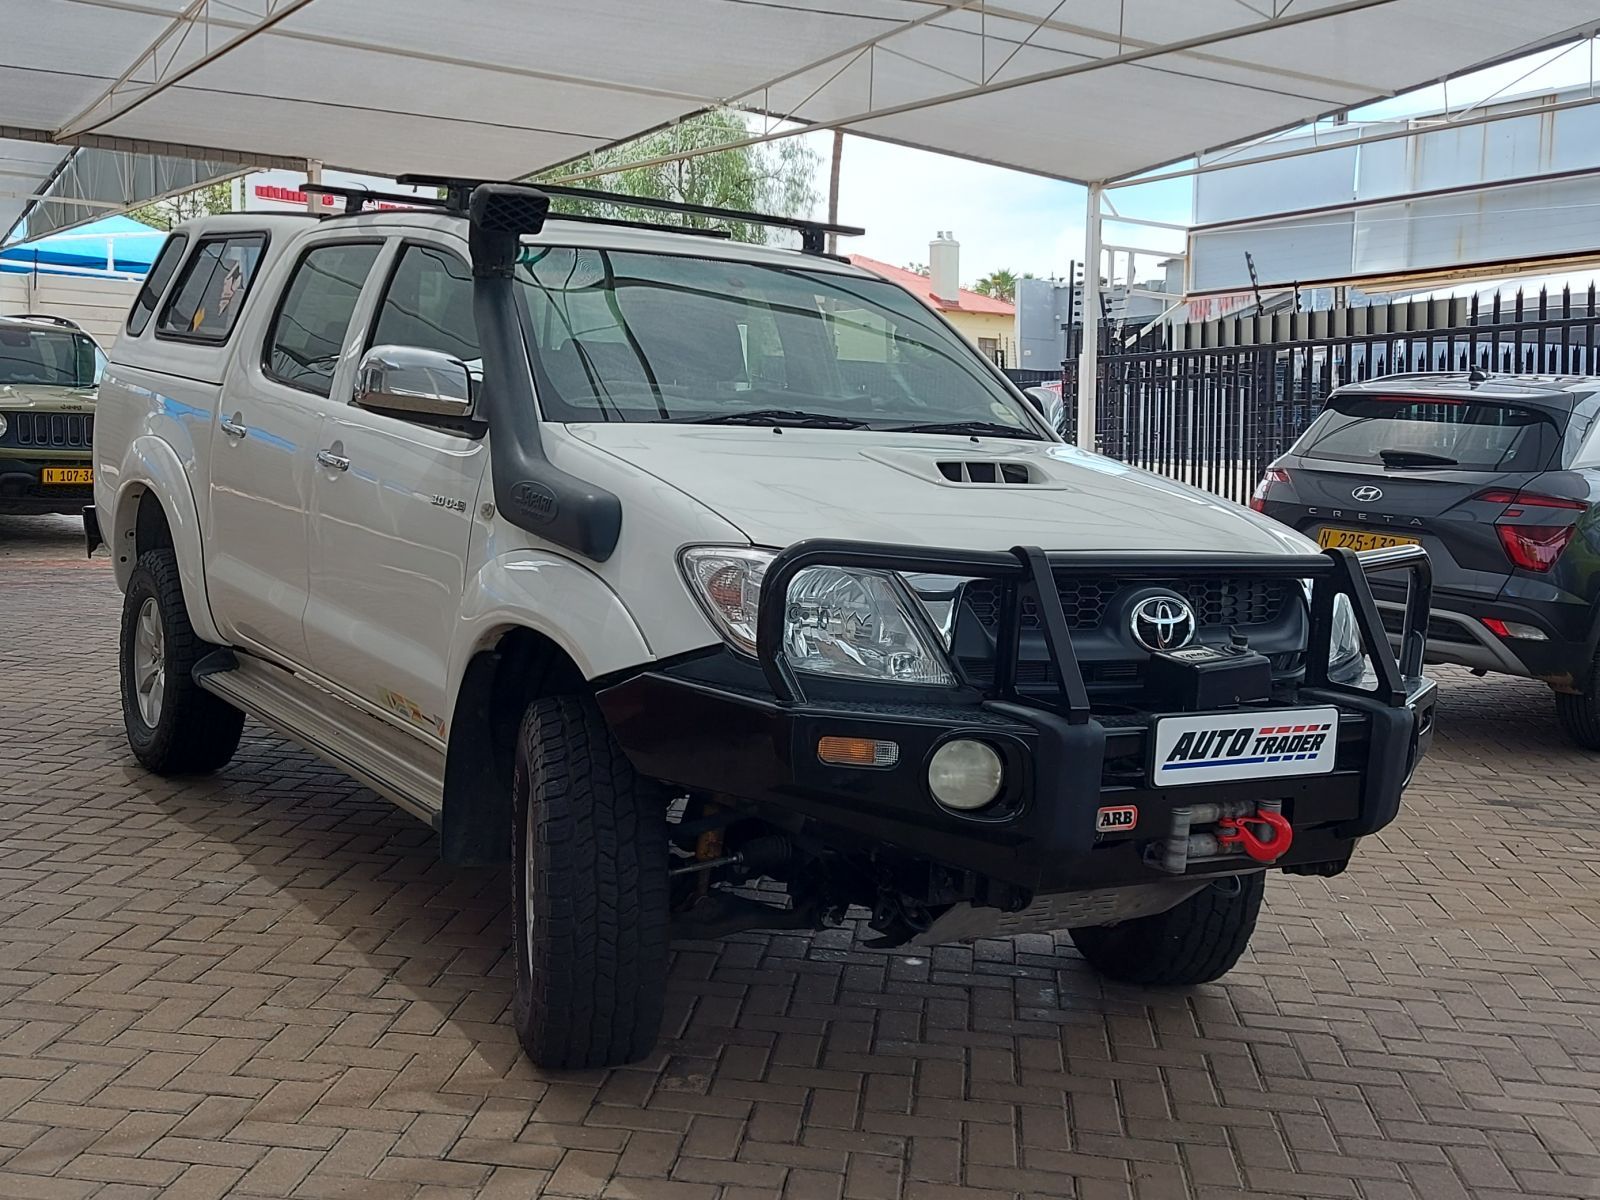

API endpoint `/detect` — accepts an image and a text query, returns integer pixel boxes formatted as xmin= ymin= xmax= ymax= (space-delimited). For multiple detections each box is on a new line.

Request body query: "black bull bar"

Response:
xmin=756 ymin=539 xmax=1433 ymax=716
xmin=595 ymin=539 xmax=1435 ymax=892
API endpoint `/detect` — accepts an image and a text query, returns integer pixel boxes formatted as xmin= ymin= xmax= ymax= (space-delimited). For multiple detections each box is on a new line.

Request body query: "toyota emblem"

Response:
xmin=1352 ymin=484 xmax=1383 ymax=502
xmin=1130 ymin=595 xmax=1198 ymax=652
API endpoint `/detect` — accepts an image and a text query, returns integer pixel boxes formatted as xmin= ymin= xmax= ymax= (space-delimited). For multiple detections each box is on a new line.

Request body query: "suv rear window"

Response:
xmin=1295 ymin=394 xmax=1560 ymax=472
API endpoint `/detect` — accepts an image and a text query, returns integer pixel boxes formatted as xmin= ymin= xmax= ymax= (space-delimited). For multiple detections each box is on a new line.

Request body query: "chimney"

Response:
xmin=928 ymin=231 xmax=959 ymax=304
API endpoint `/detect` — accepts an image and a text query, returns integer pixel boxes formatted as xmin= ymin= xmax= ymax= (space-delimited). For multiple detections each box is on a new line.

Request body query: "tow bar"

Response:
xmin=1150 ymin=799 xmax=1294 ymax=873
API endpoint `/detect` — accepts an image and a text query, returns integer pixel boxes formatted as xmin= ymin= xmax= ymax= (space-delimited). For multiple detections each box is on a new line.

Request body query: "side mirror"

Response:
xmin=1023 ymin=385 xmax=1066 ymax=434
xmin=354 ymin=345 xmax=474 ymax=418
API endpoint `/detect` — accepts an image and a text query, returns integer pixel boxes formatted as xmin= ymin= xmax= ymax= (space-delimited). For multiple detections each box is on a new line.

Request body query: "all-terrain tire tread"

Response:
xmin=1554 ymin=647 xmax=1600 ymax=749
xmin=120 ymin=548 xmax=244 ymax=774
xmin=1069 ymin=873 xmax=1265 ymax=986
xmin=512 ymin=695 xmax=668 ymax=1069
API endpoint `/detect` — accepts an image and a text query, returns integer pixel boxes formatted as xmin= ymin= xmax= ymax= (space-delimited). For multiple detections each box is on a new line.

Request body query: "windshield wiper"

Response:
xmin=1377 ymin=447 xmax=1458 ymax=467
xmin=675 ymin=408 xmax=868 ymax=429
xmin=889 ymin=420 xmax=1042 ymax=440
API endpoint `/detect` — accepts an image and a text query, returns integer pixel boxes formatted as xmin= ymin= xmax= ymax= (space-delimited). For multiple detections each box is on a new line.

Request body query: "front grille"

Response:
xmin=11 ymin=411 xmax=94 ymax=450
xmin=963 ymin=576 xmax=1291 ymax=633
xmin=959 ymin=651 xmax=1304 ymax=688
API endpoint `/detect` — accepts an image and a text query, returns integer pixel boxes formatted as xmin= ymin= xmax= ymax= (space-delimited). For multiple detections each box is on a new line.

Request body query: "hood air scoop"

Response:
xmin=936 ymin=460 xmax=1037 ymax=484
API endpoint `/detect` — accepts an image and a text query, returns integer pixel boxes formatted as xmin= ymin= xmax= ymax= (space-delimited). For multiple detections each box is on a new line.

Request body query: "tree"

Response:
xmin=534 ymin=110 xmax=819 ymax=245
xmin=129 ymin=181 xmax=234 ymax=231
xmin=973 ymin=268 xmax=1019 ymax=303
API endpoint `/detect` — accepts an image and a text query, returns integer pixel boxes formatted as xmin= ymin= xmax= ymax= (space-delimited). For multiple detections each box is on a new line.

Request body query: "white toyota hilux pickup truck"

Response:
xmin=89 ymin=179 xmax=1437 ymax=1069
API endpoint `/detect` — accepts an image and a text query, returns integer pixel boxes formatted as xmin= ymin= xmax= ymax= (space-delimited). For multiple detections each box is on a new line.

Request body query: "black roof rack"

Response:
xmin=303 ymin=183 xmax=444 ymax=215
xmin=395 ymin=173 xmax=863 ymax=255
xmin=304 ymin=179 xmax=731 ymax=243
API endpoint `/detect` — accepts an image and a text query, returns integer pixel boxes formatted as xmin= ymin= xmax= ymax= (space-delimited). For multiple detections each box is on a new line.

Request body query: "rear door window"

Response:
xmin=1296 ymin=395 xmax=1561 ymax=472
xmin=265 ymin=241 xmax=383 ymax=396
xmin=157 ymin=233 xmax=267 ymax=342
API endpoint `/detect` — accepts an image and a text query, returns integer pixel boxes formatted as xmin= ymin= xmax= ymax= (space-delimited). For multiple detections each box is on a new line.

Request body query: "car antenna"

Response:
xmin=1468 ymin=366 xmax=1487 ymax=386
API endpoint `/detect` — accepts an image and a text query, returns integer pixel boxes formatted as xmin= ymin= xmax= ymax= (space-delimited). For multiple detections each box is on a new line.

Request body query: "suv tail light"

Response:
xmin=1249 ymin=467 xmax=1290 ymax=513
xmin=1474 ymin=488 xmax=1588 ymax=572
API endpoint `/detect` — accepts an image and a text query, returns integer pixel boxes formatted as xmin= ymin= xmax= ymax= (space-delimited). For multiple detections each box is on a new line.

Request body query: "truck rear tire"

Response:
xmin=1554 ymin=657 xmax=1600 ymax=750
xmin=511 ymin=694 xmax=669 ymax=1069
xmin=119 ymin=548 xmax=244 ymax=775
xmin=1069 ymin=872 xmax=1264 ymax=986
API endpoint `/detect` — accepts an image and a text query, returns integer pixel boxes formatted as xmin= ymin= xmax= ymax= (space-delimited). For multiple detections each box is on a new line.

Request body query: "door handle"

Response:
xmin=316 ymin=449 xmax=350 ymax=472
xmin=219 ymin=413 xmax=248 ymax=439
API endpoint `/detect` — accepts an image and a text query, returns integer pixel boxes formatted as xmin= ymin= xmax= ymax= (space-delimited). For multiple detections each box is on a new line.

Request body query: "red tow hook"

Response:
xmin=1216 ymin=809 xmax=1294 ymax=863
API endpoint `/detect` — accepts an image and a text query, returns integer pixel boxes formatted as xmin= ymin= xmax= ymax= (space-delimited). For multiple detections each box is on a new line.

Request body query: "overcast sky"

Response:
xmin=805 ymin=37 xmax=1600 ymax=288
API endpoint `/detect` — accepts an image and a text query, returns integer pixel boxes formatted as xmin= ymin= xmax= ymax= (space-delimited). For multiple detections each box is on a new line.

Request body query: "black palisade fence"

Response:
xmin=1002 ymin=285 xmax=1600 ymax=505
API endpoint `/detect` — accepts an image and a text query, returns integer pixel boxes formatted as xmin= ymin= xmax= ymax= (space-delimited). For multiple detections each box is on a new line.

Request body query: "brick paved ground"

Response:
xmin=2 ymin=513 xmax=1598 ymax=1200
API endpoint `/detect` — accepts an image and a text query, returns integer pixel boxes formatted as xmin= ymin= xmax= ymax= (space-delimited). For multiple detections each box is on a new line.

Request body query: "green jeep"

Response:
xmin=0 ymin=315 xmax=103 ymax=516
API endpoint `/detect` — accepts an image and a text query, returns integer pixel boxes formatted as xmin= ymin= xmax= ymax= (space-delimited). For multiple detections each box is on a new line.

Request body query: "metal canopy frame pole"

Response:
xmin=1076 ymin=181 xmax=1103 ymax=452
xmin=304 ymin=159 xmax=321 ymax=214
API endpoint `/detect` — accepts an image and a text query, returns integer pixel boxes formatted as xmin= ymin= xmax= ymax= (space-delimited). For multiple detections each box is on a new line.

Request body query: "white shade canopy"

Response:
xmin=9 ymin=0 xmax=1600 ymax=194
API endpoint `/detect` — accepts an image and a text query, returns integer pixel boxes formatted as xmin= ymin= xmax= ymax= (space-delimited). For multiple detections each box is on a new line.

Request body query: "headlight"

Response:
xmin=681 ymin=547 xmax=956 ymax=685
xmin=0 ymin=413 xmax=8 ymax=439
xmin=1328 ymin=592 xmax=1365 ymax=682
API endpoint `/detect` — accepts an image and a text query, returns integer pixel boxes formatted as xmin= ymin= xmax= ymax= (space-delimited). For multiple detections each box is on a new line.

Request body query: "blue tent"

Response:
xmin=0 ymin=215 xmax=163 ymax=277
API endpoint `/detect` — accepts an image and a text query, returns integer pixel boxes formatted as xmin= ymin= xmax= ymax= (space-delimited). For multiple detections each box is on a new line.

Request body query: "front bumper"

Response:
xmin=0 ymin=453 xmax=94 ymax=515
xmin=598 ymin=540 xmax=1437 ymax=896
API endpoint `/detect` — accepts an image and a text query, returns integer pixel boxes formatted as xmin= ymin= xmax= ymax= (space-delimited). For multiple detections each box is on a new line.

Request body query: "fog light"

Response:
xmin=927 ymin=739 xmax=1004 ymax=811
xmin=818 ymin=736 xmax=899 ymax=767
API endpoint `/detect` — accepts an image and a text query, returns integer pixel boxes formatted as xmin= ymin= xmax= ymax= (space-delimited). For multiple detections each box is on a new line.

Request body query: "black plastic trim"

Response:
xmin=81 ymin=505 xmax=101 ymax=557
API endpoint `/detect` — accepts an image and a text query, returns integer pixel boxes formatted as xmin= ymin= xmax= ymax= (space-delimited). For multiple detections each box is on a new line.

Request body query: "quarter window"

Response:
xmin=264 ymin=242 xmax=382 ymax=396
xmin=127 ymin=233 xmax=188 ymax=337
xmin=156 ymin=233 xmax=266 ymax=342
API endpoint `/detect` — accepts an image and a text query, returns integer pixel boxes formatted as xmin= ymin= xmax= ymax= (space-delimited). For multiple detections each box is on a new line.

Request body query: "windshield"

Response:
xmin=1295 ymin=395 xmax=1559 ymax=472
xmin=515 ymin=247 xmax=1036 ymax=433
xmin=0 ymin=327 xmax=103 ymax=388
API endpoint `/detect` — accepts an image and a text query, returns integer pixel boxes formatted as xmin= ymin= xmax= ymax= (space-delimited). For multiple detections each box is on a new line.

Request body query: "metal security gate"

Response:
xmin=1050 ymin=286 xmax=1600 ymax=504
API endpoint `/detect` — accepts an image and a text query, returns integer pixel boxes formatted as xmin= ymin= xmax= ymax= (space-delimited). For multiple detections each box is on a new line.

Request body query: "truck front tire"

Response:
xmin=1069 ymin=872 xmax=1264 ymax=986
xmin=511 ymin=695 xmax=670 ymax=1069
xmin=119 ymin=548 xmax=244 ymax=775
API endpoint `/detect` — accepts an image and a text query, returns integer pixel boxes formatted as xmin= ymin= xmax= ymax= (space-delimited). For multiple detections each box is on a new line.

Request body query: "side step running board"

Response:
xmin=195 ymin=651 xmax=445 ymax=827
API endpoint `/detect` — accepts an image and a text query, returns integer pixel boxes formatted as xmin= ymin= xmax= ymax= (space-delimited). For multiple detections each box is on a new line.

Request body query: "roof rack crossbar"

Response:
xmin=547 ymin=211 xmax=732 ymax=240
xmin=302 ymin=182 xmax=447 ymax=215
xmin=396 ymin=173 xmax=862 ymax=254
